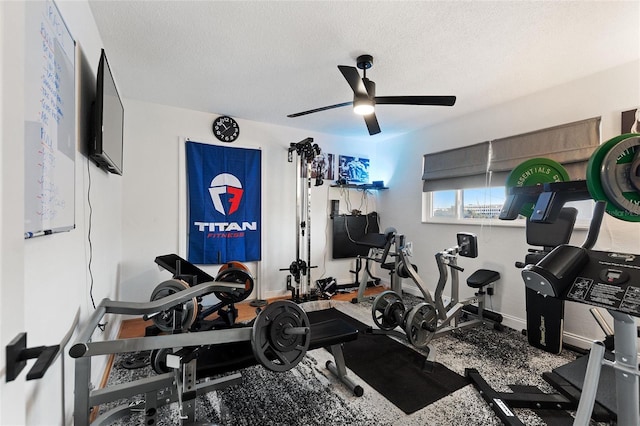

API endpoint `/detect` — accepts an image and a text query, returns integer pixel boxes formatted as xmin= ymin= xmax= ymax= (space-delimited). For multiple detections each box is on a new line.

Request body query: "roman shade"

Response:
xmin=422 ymin=117 xmax=601 ymax=192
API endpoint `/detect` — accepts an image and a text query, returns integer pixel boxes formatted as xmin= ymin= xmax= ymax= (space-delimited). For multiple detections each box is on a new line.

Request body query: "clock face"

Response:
xmin=213 ymin=116 xmax=240 ymax=142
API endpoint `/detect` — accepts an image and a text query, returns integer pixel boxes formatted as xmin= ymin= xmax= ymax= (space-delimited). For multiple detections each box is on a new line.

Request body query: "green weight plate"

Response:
xmin=587 ymin=133 xmax=640 ymax=222
xmin=505 ymin=158 xmax=570 ymax=217
xmin=600 ymin=136 xmax=640 ymax=214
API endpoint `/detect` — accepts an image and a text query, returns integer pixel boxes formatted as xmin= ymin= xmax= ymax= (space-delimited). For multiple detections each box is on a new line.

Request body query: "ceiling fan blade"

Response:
xmin=338 ymin=65 xmax=369 ymax=97
xmin=287 ymin=101 xmax=352 ymax=118
xmin=375 ymin=95 xmax=456 ymax=106
xmin=363 ymin=113 xmax=381 ymax=135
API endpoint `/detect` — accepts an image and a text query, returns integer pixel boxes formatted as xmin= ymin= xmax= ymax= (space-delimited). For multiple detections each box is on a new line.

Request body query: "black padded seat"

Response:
xmin=195 ymin=317 xmax=358 ymax=378
xmin=467 ymin=269 xmax=500 ymax=289
xmin=355 ymin=233 xmax=390 ymax=249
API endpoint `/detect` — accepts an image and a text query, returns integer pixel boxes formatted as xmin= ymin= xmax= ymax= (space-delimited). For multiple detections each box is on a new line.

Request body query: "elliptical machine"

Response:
xmin=371 ymin=233 xmax=502 ymax=348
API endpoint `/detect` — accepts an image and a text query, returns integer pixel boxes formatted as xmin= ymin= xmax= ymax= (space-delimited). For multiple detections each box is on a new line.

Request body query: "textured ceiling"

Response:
xmin=88 ymin=1 xmax=640 ymax=140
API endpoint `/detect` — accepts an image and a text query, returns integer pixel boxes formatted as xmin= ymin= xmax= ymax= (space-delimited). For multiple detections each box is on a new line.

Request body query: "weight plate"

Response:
xmin=404 ymin=303 xmax=438 ymax=348
xmin=251 ymin=300 xmax=310 ymax=372
xmin=371 ymin=290 xmax=405 ymax=330
xmin=587 ymin=133 xmax=640 ymax=222
xmin=150 ymin=348 xmax=170 ymax=374
xmin=149 ymin=279 xmax=198 ymax=332
xmin=600 ymin=136 xmax=640 ymax=212
xmin=214 ymin=262 xmax=255 ymax=303
xmin=505 ymin=158 xmax=570 ymax=217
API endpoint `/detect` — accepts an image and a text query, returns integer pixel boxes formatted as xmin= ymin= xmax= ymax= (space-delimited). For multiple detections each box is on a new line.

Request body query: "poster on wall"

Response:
xmin=622 ymin=108 xmax=639 ymax=133
xmin=338 ymin=155 xmax=370 ymax=184
xmin=300 ymin=152 xmax=335 ymax=180
xmin=185 ymin=142 xmax=261 ymax=264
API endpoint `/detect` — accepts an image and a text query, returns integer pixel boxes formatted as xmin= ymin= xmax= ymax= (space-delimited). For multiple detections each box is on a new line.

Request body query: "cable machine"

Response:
xmin=280 ymin=138 xmax=323 ymax=302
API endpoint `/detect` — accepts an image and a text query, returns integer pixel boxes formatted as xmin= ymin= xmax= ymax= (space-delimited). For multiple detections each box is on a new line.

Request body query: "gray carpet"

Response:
xmin=99 ymin=295 xmax=604 ymax=425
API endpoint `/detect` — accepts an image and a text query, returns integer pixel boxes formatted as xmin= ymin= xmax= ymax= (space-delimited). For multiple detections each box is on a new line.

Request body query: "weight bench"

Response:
xmin=72 ymin=292 xmax=363 ymax=426
xmin=181 ymin=315 xmax=364 ymax=397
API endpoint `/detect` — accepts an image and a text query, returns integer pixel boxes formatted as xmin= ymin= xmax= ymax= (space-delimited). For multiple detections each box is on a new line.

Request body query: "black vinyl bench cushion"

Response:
xmin=308 ymin=318 xmax=358 ymax=349
xmin=195 ymin=316 xmax=358 ymax=378
xmin=467 ymin=269 xmax=500 ymax=288
xmin=355 ymin=233 xmax=389 ymax=249
xmin=155 ymin=253 xmax=215 ymax=284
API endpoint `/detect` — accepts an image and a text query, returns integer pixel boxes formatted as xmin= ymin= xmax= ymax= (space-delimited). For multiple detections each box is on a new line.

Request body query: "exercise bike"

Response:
xmin=371 ymin=232 xmax=503 ymax=348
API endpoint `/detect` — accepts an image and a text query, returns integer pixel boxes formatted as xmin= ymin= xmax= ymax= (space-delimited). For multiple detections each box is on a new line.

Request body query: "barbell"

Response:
xmin=151 ymin=300 xmax=311 ymax=373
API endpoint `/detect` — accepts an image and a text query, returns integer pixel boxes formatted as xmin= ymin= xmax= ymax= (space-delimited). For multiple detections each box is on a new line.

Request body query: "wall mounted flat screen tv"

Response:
xmin=90 ymin=49 xmax=124 ymax=175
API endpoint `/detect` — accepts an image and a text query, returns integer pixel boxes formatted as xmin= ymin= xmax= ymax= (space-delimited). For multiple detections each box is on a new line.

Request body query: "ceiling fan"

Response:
xmin=287 ymin=54 xmax=456 ymax=135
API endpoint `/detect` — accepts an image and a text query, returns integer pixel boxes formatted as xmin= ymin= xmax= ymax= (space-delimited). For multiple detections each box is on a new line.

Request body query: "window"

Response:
xmin=432 ymin=190 xmax=457 ymax=218
xmin=422 ymin=117 xmax=601 ymax=226
xmin=425 ymin=186 xmax=508 ymax=222
xmin=462 ymin=187 xmax=505 ymax=219
xmin=424 ymin=187 xmax=594 ymax=226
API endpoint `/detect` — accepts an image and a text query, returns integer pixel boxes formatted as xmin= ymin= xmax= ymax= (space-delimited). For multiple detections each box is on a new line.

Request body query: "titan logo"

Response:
xmin=193 ymin=172 xmax=257 ymax=236
xmin=208 ymin=173 xmax=243 ymax=215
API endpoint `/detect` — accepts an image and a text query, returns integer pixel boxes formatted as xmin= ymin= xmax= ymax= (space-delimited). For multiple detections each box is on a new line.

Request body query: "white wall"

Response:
xmin=376 ymin=60 xmax=640 ymax=346
xmin=120 ymin=100 xmax=380 ymax=302
xmin=1 ymin=1 xmax=121 ymax=424
xmin=2 ymin=1 xmax=638 ymax=424
xmin=1 ymin=2 xmax=27 ymax=424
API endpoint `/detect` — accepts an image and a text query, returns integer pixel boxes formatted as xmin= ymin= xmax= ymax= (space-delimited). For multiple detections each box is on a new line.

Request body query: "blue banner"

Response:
xmin=186 ymin=142 xmax=261 ymax=264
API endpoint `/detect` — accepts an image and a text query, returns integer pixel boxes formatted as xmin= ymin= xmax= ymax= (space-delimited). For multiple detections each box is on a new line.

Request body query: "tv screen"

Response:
xmin=90 ymin=49 xmax=124 ymax=175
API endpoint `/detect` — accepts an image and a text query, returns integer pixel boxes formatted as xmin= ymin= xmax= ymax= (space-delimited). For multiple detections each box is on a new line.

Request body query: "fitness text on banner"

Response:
xmin=186 ymin=141 xmax=261 ymax=264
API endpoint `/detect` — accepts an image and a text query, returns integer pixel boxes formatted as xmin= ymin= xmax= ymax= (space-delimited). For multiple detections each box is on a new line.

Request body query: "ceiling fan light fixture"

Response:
xmin=353 ymin=98 xmax=375 ymax=115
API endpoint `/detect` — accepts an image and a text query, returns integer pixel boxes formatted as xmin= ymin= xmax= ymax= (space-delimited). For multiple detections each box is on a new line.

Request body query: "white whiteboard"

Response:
xmin=24 ymin=0 xmax=76 ymax=237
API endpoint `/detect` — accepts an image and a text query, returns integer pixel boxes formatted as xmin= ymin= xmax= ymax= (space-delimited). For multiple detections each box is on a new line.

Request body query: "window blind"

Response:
xmin=422 ymin=117 xmax=601 ymax=192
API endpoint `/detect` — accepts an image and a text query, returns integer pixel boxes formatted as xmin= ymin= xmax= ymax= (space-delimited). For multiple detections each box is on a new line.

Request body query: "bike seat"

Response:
xmin=467 ymin=269 xmax=500 ymax=288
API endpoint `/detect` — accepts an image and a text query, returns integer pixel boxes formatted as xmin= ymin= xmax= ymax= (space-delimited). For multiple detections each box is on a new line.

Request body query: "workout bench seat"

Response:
xmin=194 ymin=315 xmax=364 ymax=396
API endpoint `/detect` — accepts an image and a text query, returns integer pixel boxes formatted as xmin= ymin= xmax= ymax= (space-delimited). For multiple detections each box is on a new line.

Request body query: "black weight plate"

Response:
xmin=371 ymin=290 xmax=405 ymax=330
xmin=150 ymin=348 xmax=170 ymax=374
xmin=268 ymin=311 xmax=303 ymax=352
xmin=251 ymin=300 xmax=310 ymax=372
xmin=214 ymin=262 xmax=255 ymax=303
xmin=404 ymin=303 xmax=438 ymax=348
xmin=149 ymin=279 xmax=198 ymax=332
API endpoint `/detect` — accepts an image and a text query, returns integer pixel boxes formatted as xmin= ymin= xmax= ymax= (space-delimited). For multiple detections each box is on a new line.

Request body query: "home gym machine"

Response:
xmin=147 ymin=254 xmax=255 ymax=333
xmin=70 ymin=271 xmax=364 ymax=425
xmin=370 ymin=232 xmax=503 ymax=348
xmin=467 ymin=133 xmax=640 ymax=425
xmin=500 ymin=157 xmax=584 ymax=354
xmin=280 ymin=138 xmax=323 ymax=302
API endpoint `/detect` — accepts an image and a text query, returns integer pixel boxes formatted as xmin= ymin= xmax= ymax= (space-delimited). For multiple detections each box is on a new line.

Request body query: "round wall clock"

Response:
xmin=213 ymin=116 xmax=240 ymax=142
